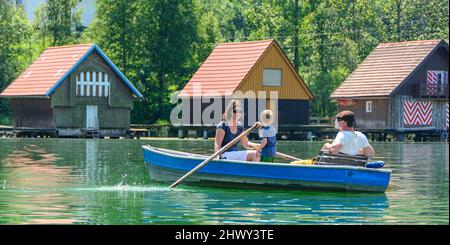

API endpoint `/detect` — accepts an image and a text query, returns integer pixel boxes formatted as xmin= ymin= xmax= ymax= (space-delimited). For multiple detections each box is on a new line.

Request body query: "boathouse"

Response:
xmin=0 ymin=44 xmax=143 ymax=137
xmin=179 ymin=39 xmax=313 ymax=127
xmin=331 ymin=39 xmax=448 ymax=139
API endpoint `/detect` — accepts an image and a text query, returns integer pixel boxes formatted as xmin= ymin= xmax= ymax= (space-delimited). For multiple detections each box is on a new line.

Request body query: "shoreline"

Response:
xmin=1 ymin=136 xmax=449 ymax=144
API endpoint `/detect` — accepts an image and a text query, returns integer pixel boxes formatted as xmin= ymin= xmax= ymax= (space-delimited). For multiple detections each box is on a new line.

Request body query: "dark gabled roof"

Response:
xmin=331 ymin=39 xmax=448 ymax=99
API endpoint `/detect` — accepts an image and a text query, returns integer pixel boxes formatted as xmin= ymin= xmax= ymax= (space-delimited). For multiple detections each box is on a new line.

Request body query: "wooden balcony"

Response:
xmin=420 ymin=83 xmax=449 ymax=98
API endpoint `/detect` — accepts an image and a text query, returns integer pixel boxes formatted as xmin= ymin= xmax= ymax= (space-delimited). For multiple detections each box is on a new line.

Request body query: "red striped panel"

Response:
xmin=403 ymin=100 xmax=433 ymax=126
xmin=446 ymin=103 xmax=449 ymax=128
xmin=427 ymin=70 xmax=437 ymax=94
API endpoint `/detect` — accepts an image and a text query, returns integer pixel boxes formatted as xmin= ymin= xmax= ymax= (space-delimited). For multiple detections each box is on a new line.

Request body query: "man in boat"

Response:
xmin=214 ymin=99 xmax=261 ymax=161
xmin=321 ymin=110 xmax=374 ymax=157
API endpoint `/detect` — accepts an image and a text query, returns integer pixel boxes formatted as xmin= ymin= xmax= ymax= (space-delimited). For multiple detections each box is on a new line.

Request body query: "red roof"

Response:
xmin=180 ymin=40 xmax=274 ymax=97
xmin=0 ymin=44 xmax=142 ymax=98
xmin=331 ymin=39 xmax=447 ymax=98
xmin=1 ymin=44 xmax=93 ymax=97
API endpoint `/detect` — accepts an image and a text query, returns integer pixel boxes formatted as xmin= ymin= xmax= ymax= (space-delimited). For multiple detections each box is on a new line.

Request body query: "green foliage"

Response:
xmin=33 ymin=0 xmax=83 ymax=47
xmin=86 ymin=0 xmax=200 ymax=124
xmin=47 ymin=0 xmax=83 ymax=45
xmin=0 ymin=0 xmax=33 ymax=122
xmin=0 ymin=0 xmax=448 ymax=124
xmin=0 ymin=1 xmax=32 ymax=90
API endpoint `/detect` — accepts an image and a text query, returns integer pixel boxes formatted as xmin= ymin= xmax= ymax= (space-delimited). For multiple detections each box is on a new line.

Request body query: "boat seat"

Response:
xmin=316 ymin=151 xmax=368 ymax=167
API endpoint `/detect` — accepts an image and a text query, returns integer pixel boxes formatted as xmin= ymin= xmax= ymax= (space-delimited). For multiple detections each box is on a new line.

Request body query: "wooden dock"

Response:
xmin=1 ymin=125 xmax=57 ymax=138
xmin=130 ymin=118 xmax=448 ymax=142
xmin=1 ymin=119 xmax=448 ymax=142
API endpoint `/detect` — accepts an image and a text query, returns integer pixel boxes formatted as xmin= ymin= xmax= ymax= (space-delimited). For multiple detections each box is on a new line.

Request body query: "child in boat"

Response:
xmin=256 ymin=110 xmax=277 ymax=162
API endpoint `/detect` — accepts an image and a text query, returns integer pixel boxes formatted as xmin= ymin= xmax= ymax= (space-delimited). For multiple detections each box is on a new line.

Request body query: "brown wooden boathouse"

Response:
xmin=0 ymin=44 xmax=143 ymax=138
xmin=331 ymin=40 xmax=449 ymax=140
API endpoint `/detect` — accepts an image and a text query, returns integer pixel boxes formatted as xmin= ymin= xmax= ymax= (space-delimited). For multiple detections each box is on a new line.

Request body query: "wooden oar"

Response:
xmin=275 ymin=152 xmax=302 ymax=161
xmin=246 ymin=140 xmax=303 ymax=162
xmin=169 ymin=123 xmax=258 ymax=188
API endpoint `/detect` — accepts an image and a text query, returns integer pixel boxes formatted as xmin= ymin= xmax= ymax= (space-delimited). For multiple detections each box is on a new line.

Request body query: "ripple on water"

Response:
xmin=0 ymin=139 xmax=448 ymax=224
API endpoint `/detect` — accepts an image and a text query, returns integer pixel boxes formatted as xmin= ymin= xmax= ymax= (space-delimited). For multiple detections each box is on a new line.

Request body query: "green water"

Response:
xmin=0 ymin=138 xmax=448 ymax=224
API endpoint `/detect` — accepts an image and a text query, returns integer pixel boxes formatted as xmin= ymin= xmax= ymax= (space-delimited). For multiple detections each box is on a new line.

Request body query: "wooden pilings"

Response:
xmin=2 ymin=124 xmax=448 ymax=142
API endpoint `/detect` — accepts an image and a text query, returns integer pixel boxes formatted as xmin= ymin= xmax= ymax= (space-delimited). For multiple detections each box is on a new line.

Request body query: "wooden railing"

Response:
xmin=420 ymin=83 xmax=449 ymax=98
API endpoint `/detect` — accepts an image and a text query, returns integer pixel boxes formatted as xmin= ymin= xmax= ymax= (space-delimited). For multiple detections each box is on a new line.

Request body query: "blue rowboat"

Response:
xmin=142 ymin=145 xmax=391 ymax=192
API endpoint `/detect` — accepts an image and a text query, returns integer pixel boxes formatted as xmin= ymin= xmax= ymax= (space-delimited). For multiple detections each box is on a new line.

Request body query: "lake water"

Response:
xmin=0 ymin=138 xmax=448 ymax=224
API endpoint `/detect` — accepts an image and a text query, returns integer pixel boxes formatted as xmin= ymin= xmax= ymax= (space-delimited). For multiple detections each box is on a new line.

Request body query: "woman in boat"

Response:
xmin=321 ymin=110 xmax=375 ymax=157
xmin=214 ymin=99 xmax=261 ymax=161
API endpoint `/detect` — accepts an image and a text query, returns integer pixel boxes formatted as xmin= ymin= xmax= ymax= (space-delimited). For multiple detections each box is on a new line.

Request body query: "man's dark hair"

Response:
xmin=335 ymin=110 xmax=355 ymax=127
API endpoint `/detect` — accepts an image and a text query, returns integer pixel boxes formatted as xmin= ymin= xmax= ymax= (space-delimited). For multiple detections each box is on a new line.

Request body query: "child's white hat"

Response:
xmin=260 ymin=110 xmax=274 ymax=126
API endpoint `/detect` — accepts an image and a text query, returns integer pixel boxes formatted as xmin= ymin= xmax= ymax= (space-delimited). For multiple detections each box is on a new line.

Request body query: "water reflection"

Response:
xmin=138 ymin=188 xmax=389 ymax=224
xmin=1 ymin=143 xmax=70 ymax=189
xmin=0 ymin=139 xmax=447 ymax=224
xmin=0 ymin=142 xmax=79 ymax=224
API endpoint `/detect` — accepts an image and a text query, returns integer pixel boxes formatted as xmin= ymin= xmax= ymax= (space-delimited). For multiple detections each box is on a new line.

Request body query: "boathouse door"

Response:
xmin=86 ymin=105 xmax=98 ymax=129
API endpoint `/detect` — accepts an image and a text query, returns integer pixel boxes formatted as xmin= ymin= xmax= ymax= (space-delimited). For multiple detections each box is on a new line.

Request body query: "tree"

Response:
xmin=38 ymin=0 xmax=83 ymax=46
xmin=33 ymin=4 xmax=49 ymax=51
xmin=87 ymin=0 xmax=199 ymax=124
xmin=135 ymin=0 xmax=200 ymax=123
xmin=394 ymin=0 xmax=405 ymax=41
xmin=83 ymin=0 xmax=450 ymax=121
xmin=0 ymin=0 xmax=32 ymax=124
xmin=85 ymin=0 xmax=138 ymax=75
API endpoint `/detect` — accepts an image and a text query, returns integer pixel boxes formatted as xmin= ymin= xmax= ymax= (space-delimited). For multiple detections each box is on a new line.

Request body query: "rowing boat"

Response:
xmin=142 ymin=145 xmax=391 ymax=192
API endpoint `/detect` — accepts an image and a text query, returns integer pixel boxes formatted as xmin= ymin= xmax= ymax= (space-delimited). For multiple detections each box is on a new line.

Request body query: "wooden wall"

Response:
xmin=50 ymin=50 xmax=134 ymax=130
xmin=388 ymin=46 xmax=448 ymax=130
xmin=11 ymin=98 xmax=53 ymax=128
xmin=392 ymin=46 xmax=449 ymax=97
xmin=52 ymin=50 xmax=134 ymax=109
xmin=236 ymin=43 xmax=312 ymax=100
xmin=389 ymin=95 xmax=448 ymax=130
xmin=278 ymin=99 xmax=309 ymax=125
xmin=336 ymin=44 xmax=448 ymax=130
xmin=181 ymin=97 xmax=309 ymax=127
xmin=338 ymin=99 xmax=389 ymax=129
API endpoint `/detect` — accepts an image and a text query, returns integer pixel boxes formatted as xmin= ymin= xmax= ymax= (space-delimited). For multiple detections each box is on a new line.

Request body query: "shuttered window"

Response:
xmin=366 ymin=101 xmax=372 ymax=113
xmin=76 ymin=71 xmax=110 ymax=97
xmin=263 ymin=68 xmax=282 ymax=86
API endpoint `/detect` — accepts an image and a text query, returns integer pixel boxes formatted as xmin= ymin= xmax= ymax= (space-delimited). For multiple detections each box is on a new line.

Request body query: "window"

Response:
xmin=436 ymin=71 xmax=446 ymax=85
xmin=263 ymin=68 xmax=281 ymax=86
xmin=366 ymin=101 xmax=372 ymax=113
xmin=76 ymin=71 xmax=110 ymax=97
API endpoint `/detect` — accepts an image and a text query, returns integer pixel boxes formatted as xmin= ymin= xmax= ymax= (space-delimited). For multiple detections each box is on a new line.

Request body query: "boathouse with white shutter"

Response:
xmin=0 ymin=44 xmax=142 ymax=137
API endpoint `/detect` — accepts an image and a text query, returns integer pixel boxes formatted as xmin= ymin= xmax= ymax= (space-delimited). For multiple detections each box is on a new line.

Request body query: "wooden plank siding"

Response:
xmin=236 ymin=43 xmax=311 ymax=100
xmin=332 ymin=40 xmax=448 ymax=131
xmin=53 ymin=105 xmax=130 ymax=129
xmin=338 ymin=99 xmax=389 ymax=129
xmin=50 ymin=50 xmax=134 ymax=130
xmin=182 ymin=97 xmax=309 ymax=127
xmin=390 ymin=96 xmax=448 ymax=130
xmin=51 ymin=50 xmax=134 ymax=109
xmin=181 ymin=40 xmax=313 ymax=127
xmin=278 ymin=99 xmax=309 ymax=125
xmin=11 ymin=98 xmax=53 ymax=128
xmin=388 ymin=46 xmax=448 ymax=130
xmin=183 ymin=97 xmax=265 ymax=127
xmin=392 ymin=46 xmax=449 ymax=97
